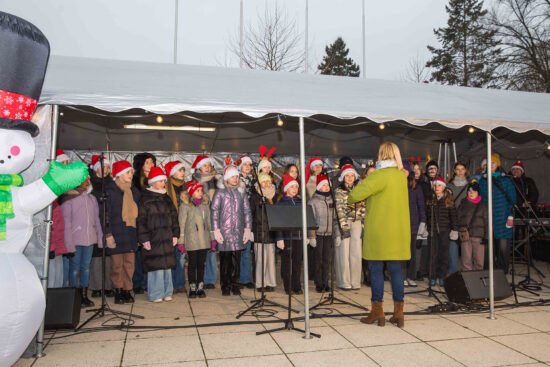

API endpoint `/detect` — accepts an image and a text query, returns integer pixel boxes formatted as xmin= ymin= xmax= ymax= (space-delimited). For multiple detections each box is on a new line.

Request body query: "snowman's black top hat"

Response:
xmin=0 ymin=11 xmax=50 ymax=137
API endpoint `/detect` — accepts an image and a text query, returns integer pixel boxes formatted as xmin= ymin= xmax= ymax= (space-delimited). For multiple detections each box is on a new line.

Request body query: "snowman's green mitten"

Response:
xmin=42 ymin=161 xmax=89 ymax=196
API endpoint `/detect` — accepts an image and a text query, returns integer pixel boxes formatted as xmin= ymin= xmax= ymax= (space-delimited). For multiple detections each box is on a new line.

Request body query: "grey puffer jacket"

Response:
xmin=308 ymin=191 xmax=334 ymax=237
xmin=211 ymin=187 xmax=252 ymax=251
xmin=178 ymin=192 xmax=213 ymax=251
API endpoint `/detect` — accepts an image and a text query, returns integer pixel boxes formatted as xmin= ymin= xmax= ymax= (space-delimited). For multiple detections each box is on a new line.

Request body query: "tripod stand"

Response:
xmin=405 ymin=195 xmax=445 ymax=305
xmin=310 ymin=169 xmax=368 ymax=312
xmin=257 ymin=204 xmax=320 ymax=338
xmin=237 ymin=170 xmax=296 ymax=319
xmin=507 ymin=176 xmax=549 ymax=301
xmin=76 ymin=154 xmax=143 ymax=331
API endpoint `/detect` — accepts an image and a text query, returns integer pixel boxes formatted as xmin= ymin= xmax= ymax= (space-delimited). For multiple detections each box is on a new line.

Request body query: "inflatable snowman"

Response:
xmin=0 ymin=12 xmax=88 ymax=367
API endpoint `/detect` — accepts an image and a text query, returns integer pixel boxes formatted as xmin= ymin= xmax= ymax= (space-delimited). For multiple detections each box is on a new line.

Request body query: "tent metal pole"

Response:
xmin=362 ymin=0 xmax=366 ymax=78
xmin=239 ymin=0 xmax=243 ymax=68
xmin=487 ymin=131 xmax=495 ymax=320
xmin=437 ymin=143 xmax=442 ymax=169
xmin=173 ymin=0 xmax=178 ymax=64
xmin=452 ymin=141 xmax=457 ymax=164
xmin=35 ymin=104 xmax=59 ymax=358
xmin=299 ymin=116 xmax=311 ymax=338
xmin=443 ymin=142 xmax=448 ymax=180
xmin=304 ymin=0 xmax=309 ymax=73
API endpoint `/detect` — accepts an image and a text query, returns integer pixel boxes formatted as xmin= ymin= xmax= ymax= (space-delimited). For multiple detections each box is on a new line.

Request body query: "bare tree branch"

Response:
xmin=400 ymin=53 xmax=431 ymax=83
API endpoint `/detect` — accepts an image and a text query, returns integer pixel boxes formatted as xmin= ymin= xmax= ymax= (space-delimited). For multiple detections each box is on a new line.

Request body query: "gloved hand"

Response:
xmin=309 ymin=238 xmax=317 ymax=248
xmin=243 ymin=228 xmax=251 ymax=244
xmin=276 ymin=240 xmax=285 ymax=250
xmin=506 ymin=216 xmax=514 ymax=229
xmin=172 ymin=237 xmax=178 ymax=246
xmin=449 ymin=230 xmax=458 ymax=241
xmin=334 ymin=236 xmax=342 ymax=247
xmin=249 ymin=232 xmax=254 ymax=243
xmin=42 ymin=161 xmax=89 ymax=196
xmin=214 ymin=229 xmax=224 ymax=244
xmin=64 ymin=252 xmax=75 ymax=259
xmin=49 ymin=251 xmax=55 ymax=260
xmin=417 ymin=222 xmax=428 ymax=238
xmin=342 ymin=230 xmax=351 ymax=240
xmin=106 ymin=235 xmax=116 ymax=249
xmin=210 ymin=240 xmax=217 ymax=252
xmin=177 ymin=244 xmax=186 ymax=254
xmin=143 ymin=241 xmax=151 ymax=251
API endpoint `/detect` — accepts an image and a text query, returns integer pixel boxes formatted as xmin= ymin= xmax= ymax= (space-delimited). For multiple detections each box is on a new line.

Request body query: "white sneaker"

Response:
xmin=407 ymin=278 xmax=417 ymax=287
xmin=151 ymin=298 xmax=163 ymax=303
xmin=404 ymin=279 xmax=409 ymax=287
xmin=164 ymin=296 xmax=173 ymax=302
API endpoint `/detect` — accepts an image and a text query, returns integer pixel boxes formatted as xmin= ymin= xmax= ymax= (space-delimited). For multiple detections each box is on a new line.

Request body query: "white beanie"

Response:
xmin=257 ymin=159 xmax=272 ymax=173
xmin=224 ymin=166 xmax=239 ymax=181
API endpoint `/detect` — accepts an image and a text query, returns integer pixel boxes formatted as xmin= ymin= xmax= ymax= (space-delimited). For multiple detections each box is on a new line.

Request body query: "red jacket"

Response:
xmin=51 ymin=201 xmax=68 ymax=256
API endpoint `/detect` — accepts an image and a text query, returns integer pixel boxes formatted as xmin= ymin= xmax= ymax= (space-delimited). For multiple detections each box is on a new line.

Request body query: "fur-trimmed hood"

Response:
xmin=180 ymin=190 xmax=210 ymax=207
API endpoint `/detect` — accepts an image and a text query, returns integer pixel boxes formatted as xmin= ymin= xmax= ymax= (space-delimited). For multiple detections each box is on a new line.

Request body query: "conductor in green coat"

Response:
xmin=348 ymin=142 xmax=410 ymax=328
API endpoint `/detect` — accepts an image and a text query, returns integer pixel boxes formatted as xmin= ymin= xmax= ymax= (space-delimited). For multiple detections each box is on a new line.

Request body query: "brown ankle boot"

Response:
xmin=360 ymin=301 xmax=385 ymax=326
xmin=389 ymin=301 xmax=405 ymax=328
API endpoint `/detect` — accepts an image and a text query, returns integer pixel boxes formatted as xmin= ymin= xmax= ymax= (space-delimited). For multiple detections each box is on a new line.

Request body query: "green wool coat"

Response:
xmin=348 ymin=166 xmax=411 ymax=261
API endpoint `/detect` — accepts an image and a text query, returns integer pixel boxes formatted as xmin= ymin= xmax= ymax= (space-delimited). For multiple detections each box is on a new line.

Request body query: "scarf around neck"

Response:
xmin=255 ymin=182 xmax=276 ymax=201
xmin=0 ymin=174 xmax=23 ymax=240
xmin=375 ymin=160 xmax=398 ymax=170
xmin=167 ymin=177 xmax=185 ymax=210
xmin=115 ymin=178 xmax=138 ymax=228
xmin=147 ymin=187 xmax=167 ymax=194
xmin=453 ymin=177 xmax=468 ymax=186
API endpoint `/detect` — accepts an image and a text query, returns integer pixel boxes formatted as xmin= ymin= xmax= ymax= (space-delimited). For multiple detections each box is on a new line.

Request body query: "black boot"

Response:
xmin=231 ymin=285 xmax=241 ymax=296
xmin=81 ymin=288 xmax=95 ymax=308
xmin=91 ymin=289 xmax=101 ymax=298
xmin=104 ymin=289 xmax=114 ymax=297
xmin=196 ymin=282 xmax=206 ymax=298
xmin=123 ymin=290 xmax=135 ymax=303
xmin=114 ymin=288 xmax=125 ymax=304
xmin=188 ymin=283 xmax=197 ymax=299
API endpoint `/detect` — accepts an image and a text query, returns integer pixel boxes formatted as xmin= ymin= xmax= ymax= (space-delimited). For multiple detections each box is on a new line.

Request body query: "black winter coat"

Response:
xmin=512 ymin=175 xmax=539 ymax=206
xmin=426 ymin=194 xmax=458 ymax=235
xmin=137 ymin=189 xmax=180 ymax=272
xmin=457 ymin=198 xmax=488 ymax=239
xmin=104 ymin=180 xmax=140 ymax=255
xmin=250 ymin=187 xmax=276 ymax=244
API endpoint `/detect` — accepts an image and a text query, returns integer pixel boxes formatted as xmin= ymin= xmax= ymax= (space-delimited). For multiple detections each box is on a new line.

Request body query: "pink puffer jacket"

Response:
xmin=211 ymin=187 xmax=252 ymax=252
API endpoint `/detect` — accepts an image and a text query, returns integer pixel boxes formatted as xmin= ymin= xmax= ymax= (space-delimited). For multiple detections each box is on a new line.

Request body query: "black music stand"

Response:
xmin=76 ymin=154 xmax=143 ymax=331
xmin=257 ymin=205 xmax=320 ymax=338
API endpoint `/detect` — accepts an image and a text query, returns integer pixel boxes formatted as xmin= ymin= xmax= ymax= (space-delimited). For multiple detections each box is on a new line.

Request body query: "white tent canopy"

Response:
xmin=41 ymin=56 xmax=550 ymax=134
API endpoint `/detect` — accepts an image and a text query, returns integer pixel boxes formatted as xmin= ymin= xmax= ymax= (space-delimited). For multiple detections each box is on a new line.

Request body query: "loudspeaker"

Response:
xmin=45 ymin=287 xmax=82 ymax=330
xmin=444 ymin=270 xmax=512 ymax=304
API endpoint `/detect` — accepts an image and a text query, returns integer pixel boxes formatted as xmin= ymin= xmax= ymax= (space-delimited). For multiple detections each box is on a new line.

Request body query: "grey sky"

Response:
xmin=1 ymin=0 xmax=448 ymax=79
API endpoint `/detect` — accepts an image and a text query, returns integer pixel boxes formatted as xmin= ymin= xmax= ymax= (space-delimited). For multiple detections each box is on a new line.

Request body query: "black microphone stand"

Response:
xmin=310 ymin=168 xmax=368 ymax=312
xmin=236 ymin=163 xmax=296 ymax=319
xmin=77 ymin=154 xmax=143 ymax=331
xmin=505 ymin=174 xmax=548 ymax=298
xmin=405 ymin=193 xmax=445 ymax=304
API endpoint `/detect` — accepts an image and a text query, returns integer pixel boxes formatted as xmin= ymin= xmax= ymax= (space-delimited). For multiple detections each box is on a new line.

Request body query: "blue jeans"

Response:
xmin=69 ymin=245 xmax=94 ymax=288
xmin=133 ymin=250 xmax=147 ymax=290
xmin=62 ymin=255 xmax=70 ymax=287
xmin=368 ymin=260 xmax=404 ymax=302
xmin=204 ymin=250 xmax=218 ymax=285
xmin=147 ymin=269 xmax=173 ymax=301
xmin=239 ymin=241 xmax=252 ymax=284
xmin=448 ymin=240 xmax=459 ymax=275
xmin=172 ymin=247 xmax=186 ymax=289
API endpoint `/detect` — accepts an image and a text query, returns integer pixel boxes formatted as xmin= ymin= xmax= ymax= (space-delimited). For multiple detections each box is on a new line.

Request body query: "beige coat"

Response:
xmin=178 ymin=192 xmax=214 ymax=251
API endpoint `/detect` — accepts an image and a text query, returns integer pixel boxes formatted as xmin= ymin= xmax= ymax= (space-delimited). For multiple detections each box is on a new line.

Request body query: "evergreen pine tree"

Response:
xmin=317 ymin=37 xmax=360 ymax=77
xmin=426 ymin=0 xmax=503 ymax=87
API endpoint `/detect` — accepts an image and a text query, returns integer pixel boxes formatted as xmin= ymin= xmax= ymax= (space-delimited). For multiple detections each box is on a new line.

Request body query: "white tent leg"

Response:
xmin=299 ymin=116 xmax=311 ymax=338
xmin=35 ymin=105 xmax=59 ymax=357
xmin=487 ymin=131 xmax=495 ymax=320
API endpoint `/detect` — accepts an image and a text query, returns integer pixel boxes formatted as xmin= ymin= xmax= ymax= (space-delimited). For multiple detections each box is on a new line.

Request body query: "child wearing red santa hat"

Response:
xmin=137 ymin=167 xmax=180 ymax=302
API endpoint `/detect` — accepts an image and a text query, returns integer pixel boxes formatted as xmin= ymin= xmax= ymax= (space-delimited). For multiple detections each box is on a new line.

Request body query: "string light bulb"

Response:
xmin=547 ymin=144 xmax=550 ymax=151
xmin=156 ymin=115 xmax=163 ymax=124
xmin=468 ymin=127 xmax=475 ymax=134
xmin=277 ymin=115 xmax=284 ymax=127
xmin=379 ymin=123 xmax=385 ymax=130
